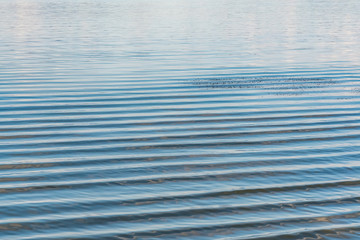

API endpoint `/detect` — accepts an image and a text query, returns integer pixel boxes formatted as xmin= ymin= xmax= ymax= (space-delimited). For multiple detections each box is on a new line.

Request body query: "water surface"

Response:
xmin=1 ymin=0 xmax=360 ymax=239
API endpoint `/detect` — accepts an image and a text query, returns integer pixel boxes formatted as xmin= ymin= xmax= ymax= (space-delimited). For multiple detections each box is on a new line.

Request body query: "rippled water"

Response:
xmin=1 ymin=0 xmax=360 ymax=239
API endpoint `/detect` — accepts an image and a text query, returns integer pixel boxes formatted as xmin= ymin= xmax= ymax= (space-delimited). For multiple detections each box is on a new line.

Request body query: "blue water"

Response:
xmin=1 ymin=0 xmax=360 ymax=239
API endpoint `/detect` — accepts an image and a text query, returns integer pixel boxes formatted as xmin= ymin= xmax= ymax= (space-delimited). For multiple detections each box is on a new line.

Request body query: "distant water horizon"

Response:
xmin=1 ymin=0 xmax=360 ymax=239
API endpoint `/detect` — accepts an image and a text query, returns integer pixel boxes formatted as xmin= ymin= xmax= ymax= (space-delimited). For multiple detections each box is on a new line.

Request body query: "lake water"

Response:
xmin=1 ymin=0 xmax=360 ymax=239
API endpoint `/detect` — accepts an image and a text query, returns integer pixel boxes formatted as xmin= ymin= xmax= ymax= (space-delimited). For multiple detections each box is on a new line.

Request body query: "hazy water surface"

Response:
xmin=1 ymin=0 xmax=360 ymax=239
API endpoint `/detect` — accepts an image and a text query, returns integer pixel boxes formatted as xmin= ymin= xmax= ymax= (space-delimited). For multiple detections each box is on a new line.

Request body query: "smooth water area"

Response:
xmin=1 ymin=0 xmax=360 ymax=239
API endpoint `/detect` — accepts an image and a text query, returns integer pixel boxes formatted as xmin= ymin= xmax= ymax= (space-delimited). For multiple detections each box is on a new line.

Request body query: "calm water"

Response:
xmin=1 ymin=0 xmax=360 ymax=239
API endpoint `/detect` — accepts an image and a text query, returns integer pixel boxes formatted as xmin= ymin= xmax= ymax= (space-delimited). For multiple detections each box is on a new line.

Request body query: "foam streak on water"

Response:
xmin=1 ymin=0 xmax=360 ymax=239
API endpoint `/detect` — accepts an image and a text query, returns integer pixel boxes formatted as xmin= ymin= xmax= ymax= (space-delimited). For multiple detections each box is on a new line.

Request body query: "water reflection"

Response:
xmin=193 ymin=76 xmax=336 ymax=95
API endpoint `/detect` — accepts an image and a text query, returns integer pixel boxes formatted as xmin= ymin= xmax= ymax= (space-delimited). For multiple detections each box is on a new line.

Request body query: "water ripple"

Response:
xmin=1 ymin=0 xmax=360 ymax=239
